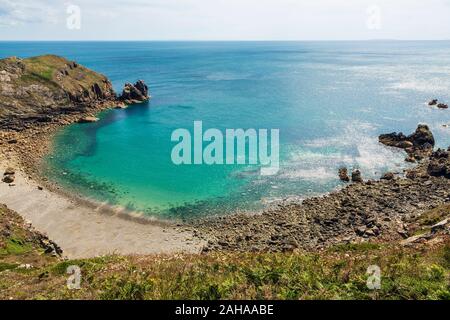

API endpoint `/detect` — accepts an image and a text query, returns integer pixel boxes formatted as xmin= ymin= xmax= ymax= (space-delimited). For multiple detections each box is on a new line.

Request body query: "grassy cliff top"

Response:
xmin=21 ymin=55 xmax=109 ymax=91
xmin=0 ymin=55 xmax=110 ymax=91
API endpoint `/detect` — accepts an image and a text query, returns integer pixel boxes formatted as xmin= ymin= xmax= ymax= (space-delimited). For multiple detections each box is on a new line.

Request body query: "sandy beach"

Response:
xmin=0 ymin=157 xmax=205 ymax=258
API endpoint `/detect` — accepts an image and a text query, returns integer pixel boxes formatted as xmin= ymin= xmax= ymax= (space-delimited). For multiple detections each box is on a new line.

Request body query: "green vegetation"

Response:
xmin=22 ymin=55 xmax=106 ymax=91
xmin=0 ymin=237 xmax=33 ymax=256
xmin=0 ymin=204 xmax=448 ymax=300
xmin=0 ymin=243 xmax=448 ymax=300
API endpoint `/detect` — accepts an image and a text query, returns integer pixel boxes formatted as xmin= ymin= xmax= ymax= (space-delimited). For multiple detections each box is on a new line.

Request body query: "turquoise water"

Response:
xmin=2 ymin=41 xmax=450 ymax=218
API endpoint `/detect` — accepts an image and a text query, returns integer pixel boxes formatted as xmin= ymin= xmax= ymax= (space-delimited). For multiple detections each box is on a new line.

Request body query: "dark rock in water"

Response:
xmin=437 ymin=103 xmax=448 ymax=109
xmin=428 ymin=99 xmax=438 ymax=106
xmin=378 ymin=132 xmax=408 ymax=148
xmin=381 ymin=172 xmax=395 ymax=180
xmin=351 ymin=169 xmax=363 ymax=183
xmin=338 ymin=167 xmax=350 ymax=182
xmin=408 ymin=124 xmax=435 ymax=148
xmin=134 ymin=80 xmax=149 ymax=97
xmin=379 ymin=124 xmax=435 ymax=162
xmin=119 ymin=80 xmax=150 ymax=104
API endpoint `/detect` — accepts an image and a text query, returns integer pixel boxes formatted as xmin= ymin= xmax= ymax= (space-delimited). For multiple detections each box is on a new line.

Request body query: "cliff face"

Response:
xmin=0 ymin=55 xmax=117 ymax=130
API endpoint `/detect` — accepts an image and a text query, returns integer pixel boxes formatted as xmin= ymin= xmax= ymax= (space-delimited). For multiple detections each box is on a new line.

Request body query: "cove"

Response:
xmin=37 ymin=41 xmax=450 ymax=219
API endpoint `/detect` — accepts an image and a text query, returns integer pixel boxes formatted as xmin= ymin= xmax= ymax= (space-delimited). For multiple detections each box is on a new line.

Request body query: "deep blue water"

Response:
xmin=1 ymin=41 xmax=450 ymax=218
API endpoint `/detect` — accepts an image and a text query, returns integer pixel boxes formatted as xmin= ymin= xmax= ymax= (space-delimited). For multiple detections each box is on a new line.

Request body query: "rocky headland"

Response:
xmin=0 ymin=55 xmax=149 ymax=131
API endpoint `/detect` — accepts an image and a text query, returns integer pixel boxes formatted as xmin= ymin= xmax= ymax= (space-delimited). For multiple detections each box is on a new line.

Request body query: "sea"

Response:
xmin=1 ymin=41 xmax=450 ymax=219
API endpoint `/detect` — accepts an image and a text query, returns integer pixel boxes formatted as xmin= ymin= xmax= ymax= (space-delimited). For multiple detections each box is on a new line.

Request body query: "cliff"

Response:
xmin=0 ymin=55 xmax=148 ymax=131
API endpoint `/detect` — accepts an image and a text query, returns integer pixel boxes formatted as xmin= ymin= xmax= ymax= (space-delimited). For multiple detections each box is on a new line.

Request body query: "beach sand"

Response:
xmin=0 ymin=158 xmax=205 ymax=259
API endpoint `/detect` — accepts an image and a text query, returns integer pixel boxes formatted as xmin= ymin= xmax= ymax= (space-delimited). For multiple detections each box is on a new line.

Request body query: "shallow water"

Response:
xmin=2 ymin=41 xmax=450 ymax=218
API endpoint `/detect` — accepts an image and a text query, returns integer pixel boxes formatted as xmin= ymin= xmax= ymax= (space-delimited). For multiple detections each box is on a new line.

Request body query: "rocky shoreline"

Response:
xmin=194 ymin=126 xmax=450 ymax=253
xmin=2 ymin=110 xmax=449 ymax=255
xmin=195 ymin=159 xmax=449 ymax=252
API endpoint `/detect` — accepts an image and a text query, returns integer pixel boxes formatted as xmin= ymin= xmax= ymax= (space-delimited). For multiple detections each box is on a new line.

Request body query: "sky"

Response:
xmin=1 ymin=0 xmax=450 ymax=41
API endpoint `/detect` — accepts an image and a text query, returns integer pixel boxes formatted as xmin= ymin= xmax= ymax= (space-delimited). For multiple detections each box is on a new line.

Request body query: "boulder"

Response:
xmin=430 ymin=148 xmax=449 ymax=160
xmin=381 ymin=172 xmax=395 ymax=180
xmin=427 ymin=158 xmax=450 ymax=178
xmin=2 ymin=174 xmax=14 ymax=183
xmin=351 ymin=169 xmax=363 ymax=183
xmin=338 ymin=167 xmax=350 ymax=182
xmin=78 ymin=116 xmax=99 ymax=123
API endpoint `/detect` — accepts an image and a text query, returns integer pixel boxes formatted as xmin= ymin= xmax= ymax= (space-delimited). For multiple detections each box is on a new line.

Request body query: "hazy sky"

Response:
xmin=1 ymin=0 xmax=450 ymax=40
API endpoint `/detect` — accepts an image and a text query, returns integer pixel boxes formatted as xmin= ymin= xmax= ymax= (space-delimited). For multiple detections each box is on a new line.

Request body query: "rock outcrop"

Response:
xmin=0 ymin=55 xmax=152 ymax=131
xmin=119 ymin=80 xmax=150 ymax=104
xmin=0 ymin=204 xmax=62 ymax=257
xmin=351 ymin=169 xmax=363 ymax=183
xmin=0 ymin=55 xmax=117 ymax=130
xmin=427 ymin=148 xmax=450 ymax=178
xmin=78 ymin=116 xmax=99 ymax=124
xmin=338 ymin=167 xmax=350 ymax=182
xmin=381 ymin=172 xmax=395 ymax=180
xmin=2 ymin=167 xmax=15 ymax=184
xmin=379 ymin=124 xmax=435 ymax=162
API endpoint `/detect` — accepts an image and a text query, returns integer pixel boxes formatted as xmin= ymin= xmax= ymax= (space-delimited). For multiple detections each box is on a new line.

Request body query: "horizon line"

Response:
xmin=1 ymin=39 xmax=450 ymax=42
